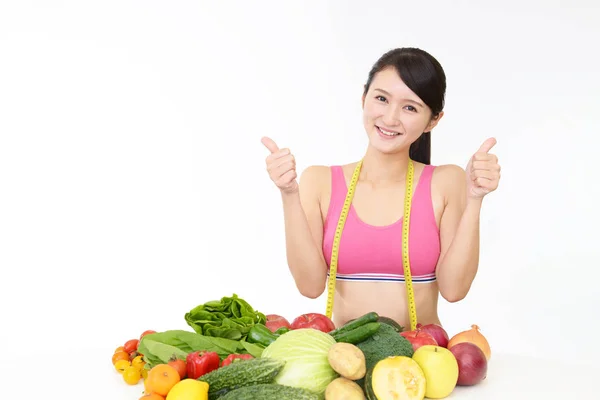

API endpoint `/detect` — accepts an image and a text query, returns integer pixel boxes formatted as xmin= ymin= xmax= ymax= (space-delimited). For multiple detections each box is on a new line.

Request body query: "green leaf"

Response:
xmin=184 ymin=293 xmax=267 ymax=340
xmin=240 ymin=340 xmax=264 ymax=358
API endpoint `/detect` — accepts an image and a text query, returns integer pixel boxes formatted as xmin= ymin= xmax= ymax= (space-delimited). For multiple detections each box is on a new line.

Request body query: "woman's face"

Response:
xmin=362 ymin=67 xmax=442 ymax=154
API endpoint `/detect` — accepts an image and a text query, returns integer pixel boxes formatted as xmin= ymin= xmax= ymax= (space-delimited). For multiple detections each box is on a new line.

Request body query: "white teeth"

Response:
xmin=379 ymin=127 xmax=399 ymax=136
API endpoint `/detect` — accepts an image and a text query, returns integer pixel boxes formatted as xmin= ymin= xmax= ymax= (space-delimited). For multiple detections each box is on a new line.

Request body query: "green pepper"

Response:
xmin=247 ymin=324 xmax=278 ymax=347
xmin=274 ymin=327 xmax=290 ymax=336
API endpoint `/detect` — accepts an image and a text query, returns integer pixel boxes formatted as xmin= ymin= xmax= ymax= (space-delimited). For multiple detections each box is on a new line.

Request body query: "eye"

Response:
xmin=405 ymin=105 xmax=417 ymax=112
xmin=375 ymin=95 xmax=387 ymax=103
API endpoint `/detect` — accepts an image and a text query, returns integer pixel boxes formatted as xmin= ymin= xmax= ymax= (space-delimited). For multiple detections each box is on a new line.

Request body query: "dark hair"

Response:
xmin=363 ymin=48 xmax=447 ymax=165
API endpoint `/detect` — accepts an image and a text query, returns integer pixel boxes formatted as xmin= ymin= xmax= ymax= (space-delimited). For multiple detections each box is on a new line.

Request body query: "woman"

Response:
xmin=261 ymin=47 xmax=501 ymax=330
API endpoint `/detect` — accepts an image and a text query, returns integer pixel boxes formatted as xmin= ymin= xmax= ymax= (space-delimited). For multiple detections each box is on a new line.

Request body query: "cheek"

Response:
xmin=405 ymin=116 xmax=431 ymax=134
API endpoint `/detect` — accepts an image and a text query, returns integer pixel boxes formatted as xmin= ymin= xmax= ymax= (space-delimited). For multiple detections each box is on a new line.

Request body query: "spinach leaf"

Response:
xmin=240 ymin=340 xmax=264 ymax=358
xmin=138 ymin=329 xmax=252 ymax=368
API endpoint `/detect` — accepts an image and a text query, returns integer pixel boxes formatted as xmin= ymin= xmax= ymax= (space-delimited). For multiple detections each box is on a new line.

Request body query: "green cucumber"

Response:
xmin=218 ymin=383 xmax=319 ymax=400
xmin=197 ymin=357 xmax=285 ymax=400
xmin=332 ymin=322 xmax=381 ymax=344
xmin=328 ymin=311 xmax=379 ymax=336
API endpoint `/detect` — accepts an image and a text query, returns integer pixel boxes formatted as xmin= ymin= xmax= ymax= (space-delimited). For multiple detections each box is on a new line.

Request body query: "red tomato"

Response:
xmin=124 ymin=339 xmax=139 ymax=354
xmin=168 ymin=358 xmax=187 ymax=380
xmin=140 ymin=330 xmax=157 ymax=340
xmin=291 ymin=313 xmax=335 ymax=332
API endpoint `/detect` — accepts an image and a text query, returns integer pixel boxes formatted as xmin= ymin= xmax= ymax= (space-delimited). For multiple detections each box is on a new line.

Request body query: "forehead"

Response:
xmin=369 ymin=67 xmax=419 ymax=100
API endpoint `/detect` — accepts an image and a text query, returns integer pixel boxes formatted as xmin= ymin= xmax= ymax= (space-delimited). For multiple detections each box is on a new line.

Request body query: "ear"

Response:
xmin=361 ymin=85 xmax=367 ymax=108
xmin=425 ymin=111 xmax=444 ymax=132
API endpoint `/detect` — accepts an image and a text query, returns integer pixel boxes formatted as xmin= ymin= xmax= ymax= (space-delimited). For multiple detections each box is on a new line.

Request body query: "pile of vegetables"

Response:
xmin=110 ymin=293 xmax=493 ymax=400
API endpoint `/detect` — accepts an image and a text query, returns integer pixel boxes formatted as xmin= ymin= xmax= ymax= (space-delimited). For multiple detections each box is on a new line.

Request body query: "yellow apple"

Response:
xmin=412 ymin=345 xmax=459 ymax=399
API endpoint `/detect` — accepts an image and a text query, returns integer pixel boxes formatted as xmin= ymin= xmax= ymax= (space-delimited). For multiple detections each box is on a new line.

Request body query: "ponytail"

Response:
xmin=409 ymin=132 xmax=431 ymax=165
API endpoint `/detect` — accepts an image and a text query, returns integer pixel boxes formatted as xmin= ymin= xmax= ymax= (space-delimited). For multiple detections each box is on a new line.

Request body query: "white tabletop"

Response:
xmin=4 ymin=350 xmax=596 ymax=399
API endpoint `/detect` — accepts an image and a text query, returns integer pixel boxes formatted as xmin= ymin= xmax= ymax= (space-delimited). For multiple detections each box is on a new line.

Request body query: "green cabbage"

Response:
xmin=261 ymin=328 xmax=338 ymax=395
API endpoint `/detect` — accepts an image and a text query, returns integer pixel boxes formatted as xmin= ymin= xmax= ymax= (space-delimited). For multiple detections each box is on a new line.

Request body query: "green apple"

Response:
xmin=412 ymin=345 xmax=459 ymax=399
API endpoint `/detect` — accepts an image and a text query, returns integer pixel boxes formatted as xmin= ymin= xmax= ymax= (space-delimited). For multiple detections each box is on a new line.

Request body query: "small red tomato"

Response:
xmin=123 ymin=339 xmax=139 ymax=354
xmin=168 ymin=357 xmax=187 ymax=379
xmin=140 ymin=330 xmax=157 ymax=340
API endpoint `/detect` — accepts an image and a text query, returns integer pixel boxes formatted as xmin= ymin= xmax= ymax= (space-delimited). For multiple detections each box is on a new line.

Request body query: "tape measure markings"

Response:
xmin=325 ymin=159 xmax=418 ymax=332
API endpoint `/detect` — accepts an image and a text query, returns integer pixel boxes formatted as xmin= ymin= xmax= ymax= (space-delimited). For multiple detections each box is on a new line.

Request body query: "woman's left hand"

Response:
xmin=466 ymin=137 xmax=501 ymax=199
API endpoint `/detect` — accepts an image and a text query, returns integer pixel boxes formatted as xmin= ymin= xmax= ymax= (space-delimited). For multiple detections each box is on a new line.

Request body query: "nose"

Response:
xmin=382 ymin=104 xmax=401 ymax=126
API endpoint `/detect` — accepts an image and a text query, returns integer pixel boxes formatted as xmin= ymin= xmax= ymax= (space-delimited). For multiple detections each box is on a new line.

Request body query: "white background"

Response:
xmin=1 ymin=1 xmax=598 ymax=399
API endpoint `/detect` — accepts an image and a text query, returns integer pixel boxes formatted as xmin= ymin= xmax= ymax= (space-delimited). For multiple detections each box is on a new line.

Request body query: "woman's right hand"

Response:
xmin=261 ymin=136 xmax=299 ymax=194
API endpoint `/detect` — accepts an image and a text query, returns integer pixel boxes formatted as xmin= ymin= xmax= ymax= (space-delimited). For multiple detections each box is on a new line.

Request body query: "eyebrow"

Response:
xmin=374 ymin=88 xmax=425 ymax=108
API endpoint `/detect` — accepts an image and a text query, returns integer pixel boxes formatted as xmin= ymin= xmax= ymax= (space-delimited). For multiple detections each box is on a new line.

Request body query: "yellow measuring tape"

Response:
xmin=325 ymin=159 xmax=418 ymax=331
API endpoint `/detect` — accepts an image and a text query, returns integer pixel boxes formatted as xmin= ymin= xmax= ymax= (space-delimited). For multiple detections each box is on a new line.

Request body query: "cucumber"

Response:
xmin=332 ymin=322 xmax=381 ymax=344
xmin=218 ymin=383 xmax=319 ymax=400
xmin=328 ymin=311 xmax=379 ymax=336
xmin=197 ymin=357 xmax=285 ymax=400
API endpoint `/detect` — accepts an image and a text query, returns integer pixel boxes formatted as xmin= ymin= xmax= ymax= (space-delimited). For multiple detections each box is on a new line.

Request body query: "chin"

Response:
xmin=367 ymin=129 xmax=406 ymax=154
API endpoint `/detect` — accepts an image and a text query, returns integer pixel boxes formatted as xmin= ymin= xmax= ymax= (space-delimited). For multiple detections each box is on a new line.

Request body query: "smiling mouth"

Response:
xmin=376 ymin=126 xmax=401 ymax=136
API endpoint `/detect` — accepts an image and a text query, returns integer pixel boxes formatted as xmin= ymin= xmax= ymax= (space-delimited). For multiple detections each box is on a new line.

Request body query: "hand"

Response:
xmin=261 ymin=136 xmax=299 ymax=194
xmin=466 ymin=137 xmax=501 ymax=199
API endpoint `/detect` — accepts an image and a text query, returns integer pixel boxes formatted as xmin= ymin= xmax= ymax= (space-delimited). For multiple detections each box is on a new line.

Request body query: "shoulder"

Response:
xmin=299 ymin=165 xmax=331 ymax=185
xmin=432 ymin=163 xmax=466 ymax=180
xmin=431 ymin=163 xmax=467 ymax=202
xmin=299 ymin=165 xmax=332 ymax=200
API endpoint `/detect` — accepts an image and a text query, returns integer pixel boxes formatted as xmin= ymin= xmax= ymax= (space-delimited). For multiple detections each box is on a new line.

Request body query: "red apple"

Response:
xmin=291 ymin=313 xmax=336 ymax=333
xmin=401 ymin=329 xmax=438 ymax=351
xmin=264 ymin=314 xmax=292 ymax=333
xmin=449 ymin=342 xmax=488 ymax=386
xmin=416 ymin=323 xmax=450 ymax=348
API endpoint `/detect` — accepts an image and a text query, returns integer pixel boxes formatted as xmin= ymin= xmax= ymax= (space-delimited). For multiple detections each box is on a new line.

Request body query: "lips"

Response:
xmin=376 ymin=125 xmax=401 ymax=138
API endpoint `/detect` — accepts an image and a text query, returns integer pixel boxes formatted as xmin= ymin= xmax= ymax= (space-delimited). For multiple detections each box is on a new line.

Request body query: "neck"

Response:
xmin=360 ymin=145 xmax=411 ymax=183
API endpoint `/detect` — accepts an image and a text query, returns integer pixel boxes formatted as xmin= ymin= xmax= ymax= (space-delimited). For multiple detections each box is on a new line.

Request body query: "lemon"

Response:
xmin=166 ymin=379 xmax=209 ymax=400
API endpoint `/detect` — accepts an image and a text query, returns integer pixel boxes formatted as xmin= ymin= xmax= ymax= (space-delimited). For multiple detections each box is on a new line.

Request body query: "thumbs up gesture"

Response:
xmin=466 ymin=138 xmax=501 ymax=199
xmin=261 ymin=136 xmax=299 ymax=194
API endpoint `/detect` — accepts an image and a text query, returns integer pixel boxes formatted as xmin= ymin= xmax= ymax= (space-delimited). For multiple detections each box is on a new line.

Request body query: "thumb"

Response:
xmin=261 ymin=136 xmax=280 ymax=154
xmin=477 ymin=137 xmax=497 ymax=153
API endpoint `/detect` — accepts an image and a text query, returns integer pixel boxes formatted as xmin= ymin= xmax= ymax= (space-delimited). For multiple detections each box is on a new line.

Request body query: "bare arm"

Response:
xmin=280 ymin=166 xmax=329 ymax=299
xmin=435 ymin=165 xmax=483 ymax=302
xmin=435 ymin=138 xmax=501 ymax=302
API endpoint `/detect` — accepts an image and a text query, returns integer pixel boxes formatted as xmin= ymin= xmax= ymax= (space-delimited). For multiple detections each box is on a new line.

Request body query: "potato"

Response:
xmin=327 ymin=342 xmax=367 ymax=380
xmin=326 ymin=377 xmax=365 ymax=400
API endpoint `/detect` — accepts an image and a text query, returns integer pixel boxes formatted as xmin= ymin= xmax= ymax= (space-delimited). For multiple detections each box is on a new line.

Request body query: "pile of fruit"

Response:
xmin=110 ymin=294 xmax=491 ymax=400
xmin=112 ymin=330 xmax=157 ymax=385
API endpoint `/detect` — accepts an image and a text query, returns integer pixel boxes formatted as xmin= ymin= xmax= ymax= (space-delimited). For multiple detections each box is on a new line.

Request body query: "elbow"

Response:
xmin=300 ymin=290 xmax=322 ymax=299
xmin=296 ymin=279 xmax=326 ymax=299
xmin=442 ymin=292 xmax=466 ymax=303
xmin=298 ymin=284 xmax=325 ymax=299
xmin=440 ymin=285 xmax=469 ymax=303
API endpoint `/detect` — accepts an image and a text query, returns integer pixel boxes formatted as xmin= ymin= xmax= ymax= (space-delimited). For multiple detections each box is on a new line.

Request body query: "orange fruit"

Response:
xmin=145 ymin=364 xmax=181 ymax=396
xmin=139 ymin=394 xmax=165 ymax=400
xmin=112 ymin=351 xmax=130 ymax=365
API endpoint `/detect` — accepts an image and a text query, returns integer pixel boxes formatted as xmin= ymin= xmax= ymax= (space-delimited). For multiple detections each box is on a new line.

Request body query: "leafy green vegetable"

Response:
xmin=138 ymin=329 xmax=254 ymax=368
xmin=240 ymin=340 xmax=264 ymax=358
xmin=184 ymin=293 xmax=267 ymax=340
xmin=261 ymin=328 xmax=339 ymax=396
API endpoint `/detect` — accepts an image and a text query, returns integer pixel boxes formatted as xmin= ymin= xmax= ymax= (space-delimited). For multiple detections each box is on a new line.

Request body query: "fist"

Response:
xmin=261 ymin=136 xmax=298 ymax=194
xmin=466 ymin=137 xmax=501 ymax=199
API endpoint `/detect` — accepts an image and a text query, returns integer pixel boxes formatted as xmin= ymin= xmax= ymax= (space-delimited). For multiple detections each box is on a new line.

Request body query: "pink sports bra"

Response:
xmin=322 ymin=164 xmax=441 ymax=283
